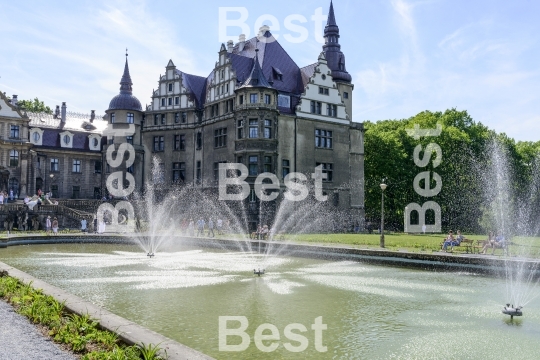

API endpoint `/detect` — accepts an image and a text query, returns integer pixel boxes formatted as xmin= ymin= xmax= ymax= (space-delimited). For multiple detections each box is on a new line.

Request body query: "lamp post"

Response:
xmin=380 ymin=181 xmax=387 ymax=248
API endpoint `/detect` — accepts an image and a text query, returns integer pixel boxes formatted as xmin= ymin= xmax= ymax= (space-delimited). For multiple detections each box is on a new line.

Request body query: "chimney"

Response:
xmin=238 ymin=34 xmax=246 ymax=52
xmin=54 ymin=105 xmax=60 ymax=119
xmin=12 ymin=95 xmax=18 ymax=106
xmin=61 ymin=102 xmax=66 ymax=123
xmin=90 ymin=110 xmax=95 ymax=123
xmin=227 ymin=40 xmax=234 ymax=53
xmin=258 ymin=25 xmax=270 ymax=39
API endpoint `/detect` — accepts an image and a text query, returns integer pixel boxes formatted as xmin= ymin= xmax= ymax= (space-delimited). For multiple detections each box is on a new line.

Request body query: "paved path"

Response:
xmin=0 ymin=300 xmax=75 ymax=360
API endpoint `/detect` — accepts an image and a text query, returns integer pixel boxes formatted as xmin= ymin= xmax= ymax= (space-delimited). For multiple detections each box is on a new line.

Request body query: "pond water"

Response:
xmin=1 ymin=243 xmax=540 ymax=359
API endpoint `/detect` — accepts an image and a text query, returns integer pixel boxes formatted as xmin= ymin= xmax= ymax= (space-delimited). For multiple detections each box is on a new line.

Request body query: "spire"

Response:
xmin=120 ymin=50 xmax=133 ymax=95
xmin=327 ymin=0 xmax=337 ymax=27
xmin=239 ymin=49 xmax=272 ymax=89
xmin=322 ymin=1 xmax=351 ymax=83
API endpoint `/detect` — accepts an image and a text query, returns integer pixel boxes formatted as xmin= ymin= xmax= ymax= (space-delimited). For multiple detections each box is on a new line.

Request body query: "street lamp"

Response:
xmin=380 ymin=180 xmax=387 ymax=248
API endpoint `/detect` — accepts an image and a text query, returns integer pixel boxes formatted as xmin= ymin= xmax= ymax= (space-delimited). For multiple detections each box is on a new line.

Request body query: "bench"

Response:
xmin=474 ymin=239 xmax=510 ymax=255
xmin=440 ymin=238 xmax=474 ymax=253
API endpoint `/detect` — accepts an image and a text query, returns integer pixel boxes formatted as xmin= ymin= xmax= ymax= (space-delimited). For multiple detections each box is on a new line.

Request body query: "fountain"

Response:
xmin=479 ymin=139 xmax=540 ymax=318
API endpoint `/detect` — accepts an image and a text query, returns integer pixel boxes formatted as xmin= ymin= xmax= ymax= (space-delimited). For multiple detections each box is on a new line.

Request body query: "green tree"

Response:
xmin=17 ymin=97 xmax=52 ymax=114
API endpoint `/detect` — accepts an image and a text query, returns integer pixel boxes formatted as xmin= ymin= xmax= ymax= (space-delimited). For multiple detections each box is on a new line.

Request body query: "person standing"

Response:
xmin=52 ymin=217 xmax=59 ymax=235
xmin=188 ymin=219 xmax=195 ymax=237
xmin=46 ymin=216 xmax=52 ymax=234
xmin=0 ymin=192 xmax=4 ymax=206
xmin=197 ymin=218 xmax=205 ymax=237
xmin=81 ymin=218 xmax=87 ymax=232
xmin=9 ymin=189 xmax=13 ymax=201
xmin=208 ymin=219 xmax=215 ymax=237
xmin=217 ymin=218 xmax=223 ymax=235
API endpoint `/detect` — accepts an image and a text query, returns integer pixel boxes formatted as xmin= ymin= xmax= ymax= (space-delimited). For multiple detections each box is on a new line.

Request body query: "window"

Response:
xmin=220 ymin=69 xmax=225 ymax=79
xmin=153 ymin=136 xmax=164 ymax=152
xmin=175 ymin=113 xmax=180 ymax=123
xmin=181 ymin=112 xmax=187 ymax=123
xmin=93 ymin=138 xmax=99 ymax=148
xmin=264 ymin=94 xmax=271 ymax=104
xmin=175 ymin=96 xmax=179 ymax=105
xmin=196 ymin=161 xmax=201 ymax=183
xmin=339 ymin=61 xmax=345 ymax=71
xmin=315 ymin=129 xmax=332 ymax=148
xmin=110 ymin=113 xmax=115 ymax=123
xmin=127 ymin=113 xmax=134 ymax=124
xmin=277 ymin=94 xmax=290 ymax=108
xmin=214 ymin=128 xmax=227 ymax=148
xmin=196 ymin=132 xmax=202 ymax=149
xmin=72 ymin=160 xmax=81 ymax=173
xmin=326 ymin=104 xmax=337 ymax=117
xmin=108 ymin=136 xmax=114 ymax=145
xmin=237 ymin=120 xmax=244 ymax=139
xmin=239 ymin=95 xmax=244 ymax=105
xmin=154 ymin=114 xmax=159 ymax=125
xmin=126 ymin=136 xmax=133 ymax=145
xmin=33 ymin=132 xmax=40 ymax=142
xmin=168 ymin=83 xmax=173 ymax=92
xmin=250 ymin=93 xmax=258 ymax=103
xmin=9 ymin=150 xmax=18 ymax=167
xmin=264 ymin=156 xmax=272 ymax=172
xmin=319 ymin=87 xmax=329 ymax=95
xmin=50 ymin=158 xmax=59 ymax=172
xmin=226 ymin=83 xmax=229 ymax=93
xmin=249 ymin=119 xmax=258 ymax=138
xmin=316 ymin=162 xmax=333 ymax=181
xmin=249 ymin=156 xmax=258 ymax=176
xmin=94 ymin=161 xmax=102 ymax=174
xmin=106 ymin=163 xmax=110 ymax=173
xmin=174 ymin=134 xmax=185 ymax=150
xmin=172 ymin=162 xmax=185 ymax=182
xmin=161 ymin=114 xmax=166 ymax=125
xmin=51 ymin=185 xmax=58 ymax=198
xmin=10 ymin=125 xmax=19 ymax=139
xmin=72 ymin=186 xmax=80 ymax=199
xmin=263 ymin=120 xmax=272 ymax=139
xmin=161 ymin=98 xmax=165 ymax=106
xmin=310 ymin=101 xmax=322 ymax=114
xmin=343 ymin=92 xmax=349 ymax=99
xmin=282 ymin=159 xmax=290 ymax=178
xmin=214 ymin=161 xmax=227 ymax=179
xmin=168 ymin=98 xmax=172 ymax=106
xmin=63 ymin=135 xmax=71 ymax=145
xmin=225 ymin=99 xmax=233 ymax=113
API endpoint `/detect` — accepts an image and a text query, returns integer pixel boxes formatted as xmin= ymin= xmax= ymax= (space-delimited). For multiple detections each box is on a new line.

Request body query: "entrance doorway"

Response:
xmin=36 ymin=177 xmax=43 ymax=194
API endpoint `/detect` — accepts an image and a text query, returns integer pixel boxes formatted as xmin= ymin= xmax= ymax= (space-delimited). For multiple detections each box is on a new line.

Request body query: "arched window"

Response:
xmin=33 ymin=132 xmax=40 ymax=142
xmin=63 ymin=135 xmax=70 ymax=145
xmin=9 ymin=150 xmax=19 ymax=167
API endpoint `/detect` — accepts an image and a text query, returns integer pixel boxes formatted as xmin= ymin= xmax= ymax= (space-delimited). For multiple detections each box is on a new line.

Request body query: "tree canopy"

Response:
xmin=17 ymin=97 xmax=52 ymax=114
xmin=364 ymin=109 xmax=540 ymax=235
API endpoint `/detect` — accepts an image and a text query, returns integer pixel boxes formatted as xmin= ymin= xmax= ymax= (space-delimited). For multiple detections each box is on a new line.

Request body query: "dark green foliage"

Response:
xmin=17 ymin=97 xmax=53 ymax=114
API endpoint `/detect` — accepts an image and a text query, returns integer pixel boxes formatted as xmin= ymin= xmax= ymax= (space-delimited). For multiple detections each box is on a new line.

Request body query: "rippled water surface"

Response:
xmin=2 ymin=243 xmax=540 ymax=359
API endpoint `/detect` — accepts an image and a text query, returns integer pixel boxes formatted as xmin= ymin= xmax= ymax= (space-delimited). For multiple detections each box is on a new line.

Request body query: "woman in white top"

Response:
xmin=0 ymin=192 xmax=4 ymax=205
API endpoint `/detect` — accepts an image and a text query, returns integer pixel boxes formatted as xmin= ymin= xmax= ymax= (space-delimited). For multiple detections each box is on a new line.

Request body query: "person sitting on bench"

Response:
xmin=491 ymin=232 xmax=507 ymax=255
xmin=442 ymin=230 xmax=459 ymax=252
xmin=480 ymin=231 xmax=495 ymax=254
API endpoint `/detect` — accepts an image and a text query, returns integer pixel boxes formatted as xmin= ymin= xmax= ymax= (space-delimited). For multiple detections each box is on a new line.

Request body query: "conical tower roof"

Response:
xmin=238 ymin=49 xmax=273 ymax=89
xmin=108 ymin=54 xmax=142 ymax=111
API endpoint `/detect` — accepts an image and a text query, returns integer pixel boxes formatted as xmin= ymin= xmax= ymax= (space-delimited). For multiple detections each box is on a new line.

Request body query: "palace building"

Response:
xmin=0 ymin=1 xmax=364 ymax=229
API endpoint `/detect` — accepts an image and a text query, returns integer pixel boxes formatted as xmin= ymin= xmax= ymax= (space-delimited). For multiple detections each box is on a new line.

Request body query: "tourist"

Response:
xmin=9 ymin=188 xmax=14 ymax=201
xmin=46 ymin=215 xmax=51 ymax=234
xmin=188 ymin=218 xmax=195 ymax=237
xmin=207 ymin=218 xmax=215 ymax=237
xmin=98 ymin=220 xmax=106 ymax=234
xmin=93 ymin=217 xmax=98 ymax=234
xmin=480 ymin=231 xmax=495 ymax=254
xmin=52 ymin=217 xmax=59 ymax=235
xmin=442 ymin=230 xmax=457 ymax=252
xmin=0 ymin=192 xmax=4 ymax=205
xmin=261 ymin=225 xmax=269 ymax=240
xmin=491 ymin=232 xmax=507 ymax=255
xmin=217 ymin=218 xmax=223 ymax=235
xmin=24 ymin=195 xmax=30 ymax=204
xmin=197 ymin=218 xmax=205 ymax=237
xmin=422 ymin=224 xmax=427 ymax=234
xmin=81 ymin=218 xmax=87 ymax=232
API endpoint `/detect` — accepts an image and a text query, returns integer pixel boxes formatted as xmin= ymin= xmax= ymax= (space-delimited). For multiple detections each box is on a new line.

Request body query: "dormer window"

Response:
xmin=60 ymin=131 xmax=74 ymax=148
xmin=272 ymin=67 xmax=283 ymax=81
xmin=63 ymin=135 xmax=70 ymax=145
xmin=33 ymin=132 xmax=40 ymax=142
xmin=29 ymin=128 xmax=44 ymax=145
xmin=88 ymin=134 xmax=102 ymax=151
xmin=93 ymin=138 xmax=99 ymax=147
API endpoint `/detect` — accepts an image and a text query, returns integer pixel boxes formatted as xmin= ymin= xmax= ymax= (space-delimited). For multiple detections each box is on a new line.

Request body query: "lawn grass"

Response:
xmin=279 ymin=233 xmax=540 ymax=257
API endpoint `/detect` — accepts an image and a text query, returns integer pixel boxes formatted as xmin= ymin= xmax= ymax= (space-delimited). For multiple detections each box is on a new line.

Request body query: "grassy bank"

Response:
xmin=279 ymin=233 xmax=540 ymax=257
xmin=0 ymin=272 xmax=164 ymax=360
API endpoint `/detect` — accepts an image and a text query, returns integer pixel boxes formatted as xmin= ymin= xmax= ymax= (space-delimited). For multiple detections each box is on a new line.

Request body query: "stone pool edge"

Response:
xmin=2 ymin=234 xmax=540 ymax=277
xmin=0 ymin=260 xmax=214 ymax=360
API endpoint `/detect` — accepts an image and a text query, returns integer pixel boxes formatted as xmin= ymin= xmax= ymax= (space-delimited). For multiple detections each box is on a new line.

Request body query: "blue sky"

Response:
xmin=0 ymin=0 xmax=538 ymax=141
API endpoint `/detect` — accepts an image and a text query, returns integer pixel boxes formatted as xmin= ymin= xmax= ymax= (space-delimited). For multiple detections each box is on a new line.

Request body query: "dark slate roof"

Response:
xmin=322 ymin=1 xmax=352 ymax=83
xmin=230 ymin=31 xmax=304 ymax=94
xmin=28 ymin=112 xmax=107 ymax=151
xmin=108 ymin=58 xmax=143 ymax=111
xmin=175 ymin=70 xmax=207 ymax=109
xmin=300 ymin=63 xmax=317 ymax=88
xmin=238 ymin=49 xmax=273 ymax=89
